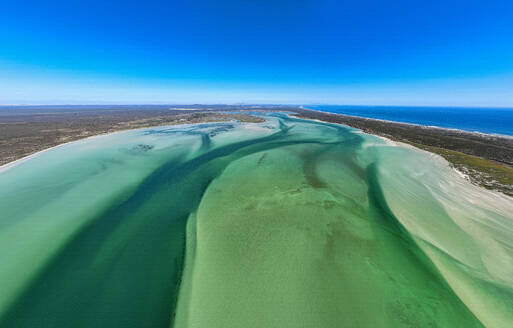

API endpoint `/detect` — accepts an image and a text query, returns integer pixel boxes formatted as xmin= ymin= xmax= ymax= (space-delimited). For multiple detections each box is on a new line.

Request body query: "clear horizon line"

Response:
xmin=1 ymin=103 xmax=513 ymax=109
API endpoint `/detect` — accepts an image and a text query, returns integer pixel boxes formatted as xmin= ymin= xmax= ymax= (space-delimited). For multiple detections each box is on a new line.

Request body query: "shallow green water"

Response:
xmin=0 ymin=114 xmax=512 ymax=327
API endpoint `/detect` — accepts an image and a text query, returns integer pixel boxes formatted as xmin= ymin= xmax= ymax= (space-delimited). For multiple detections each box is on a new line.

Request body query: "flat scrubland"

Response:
xmin=1 ymin=104 xmax=511 ymax=197
xmin=0 ymin=106 xmax=263 ymax=166
xmin=290 ymin=108 xmax=513 ymax=197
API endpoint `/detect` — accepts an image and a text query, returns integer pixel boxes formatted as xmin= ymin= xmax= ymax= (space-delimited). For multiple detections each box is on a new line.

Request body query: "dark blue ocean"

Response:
xmin=309 ymin=105 xmax=513 ymax=137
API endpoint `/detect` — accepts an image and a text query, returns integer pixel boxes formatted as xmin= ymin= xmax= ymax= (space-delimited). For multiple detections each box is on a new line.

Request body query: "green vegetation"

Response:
xmin=290 ymin=108 xmax=513 ymax=198
xmin=410 ymin=142 xmax=513 ymax=197
xmin=2 ymin=114 xmax=513 ymax=327
xmin=0 ymin=110 xmax=263 ymax=166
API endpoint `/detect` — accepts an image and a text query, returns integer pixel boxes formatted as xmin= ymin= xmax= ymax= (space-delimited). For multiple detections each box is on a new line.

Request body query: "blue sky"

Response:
xmin=1 ymin=0 xmax=513 ymax=106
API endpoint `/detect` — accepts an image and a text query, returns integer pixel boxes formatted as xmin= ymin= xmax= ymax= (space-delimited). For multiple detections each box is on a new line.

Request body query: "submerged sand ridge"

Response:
xmin=0 ymin=114 xmax=511 ymax=327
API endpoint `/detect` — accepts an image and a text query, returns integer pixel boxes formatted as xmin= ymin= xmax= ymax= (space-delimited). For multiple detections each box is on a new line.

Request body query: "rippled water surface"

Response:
xmin=0 ymin=114 xmax=512 ymax=327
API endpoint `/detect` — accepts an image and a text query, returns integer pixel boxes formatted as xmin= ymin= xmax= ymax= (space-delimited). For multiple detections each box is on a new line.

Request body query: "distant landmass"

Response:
xmin=1 ymin=112 xmax=512 ymax=327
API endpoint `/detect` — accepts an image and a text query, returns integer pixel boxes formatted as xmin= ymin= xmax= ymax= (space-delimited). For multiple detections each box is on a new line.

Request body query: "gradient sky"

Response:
xmin=1 ymin=0 xmax=513 ymax=105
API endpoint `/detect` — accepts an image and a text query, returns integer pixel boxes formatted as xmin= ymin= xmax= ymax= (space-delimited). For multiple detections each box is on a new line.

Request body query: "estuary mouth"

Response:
xmin=0 ymin=114 xmax=512 ymax=328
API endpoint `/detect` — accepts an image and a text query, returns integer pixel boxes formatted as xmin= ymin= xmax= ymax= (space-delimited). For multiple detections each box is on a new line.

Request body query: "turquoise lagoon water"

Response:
xmin=0 ymin=114 xmax=512 ymax=327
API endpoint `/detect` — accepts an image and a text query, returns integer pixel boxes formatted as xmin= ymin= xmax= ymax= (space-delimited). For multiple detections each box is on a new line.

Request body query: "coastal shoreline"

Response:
xmin=0 ymin=107 xmax=264 ymax=166
xmin=302 ymin=106 xmax=513 ymax=140
xmin=1 ymin=105 xmax=511 ymax=197
xmin=0 ymin=141 xmax=72 ymax=174
xmin=288 ymin=107 xmax=513 ymax=197
xmin=0 ymin=118 xmax=260 ymax=174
